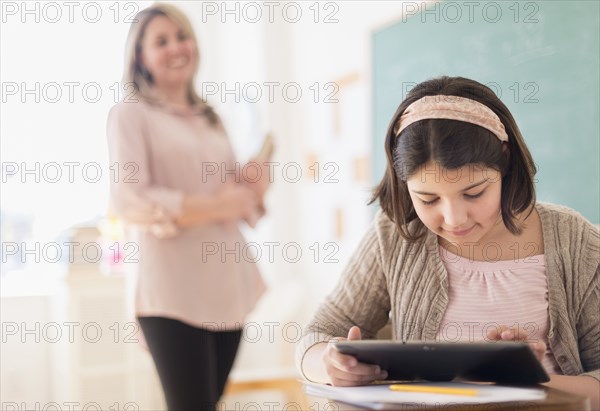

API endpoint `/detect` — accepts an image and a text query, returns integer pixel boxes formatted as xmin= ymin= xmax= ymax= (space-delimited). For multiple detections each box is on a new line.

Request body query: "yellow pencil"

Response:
xmin=389 ymin=384 xmax=478 ymax=396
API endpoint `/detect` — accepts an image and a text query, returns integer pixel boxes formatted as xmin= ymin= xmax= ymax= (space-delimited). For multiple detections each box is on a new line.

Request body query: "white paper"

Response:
xmin=303 ymin=381 xmax=547 ymax=410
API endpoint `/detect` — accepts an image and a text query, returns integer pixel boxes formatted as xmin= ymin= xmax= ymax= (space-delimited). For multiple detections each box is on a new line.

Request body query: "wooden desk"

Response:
xmin=307 ymin=386 xmax=590 ymax=411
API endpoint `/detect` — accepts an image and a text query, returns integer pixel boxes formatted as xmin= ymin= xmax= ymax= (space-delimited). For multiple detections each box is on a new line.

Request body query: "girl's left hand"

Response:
xmin=486 ymin=325 xmax=546 ymax=363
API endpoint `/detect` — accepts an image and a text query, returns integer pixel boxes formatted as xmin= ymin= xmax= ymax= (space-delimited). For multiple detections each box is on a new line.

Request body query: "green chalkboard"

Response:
xmin=372 ymin=1 xmax=599 ymax=223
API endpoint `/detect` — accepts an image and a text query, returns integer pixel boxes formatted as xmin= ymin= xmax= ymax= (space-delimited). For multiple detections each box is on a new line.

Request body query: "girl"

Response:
xmin=296 ymin=76 xmax=599 ymax=408
xmin=107 ymin=4 xmax=269 ymax=410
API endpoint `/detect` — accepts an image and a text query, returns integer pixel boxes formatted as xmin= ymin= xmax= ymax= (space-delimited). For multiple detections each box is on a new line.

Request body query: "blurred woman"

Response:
xmin=106 ymin=4 xmax=268 ymax=410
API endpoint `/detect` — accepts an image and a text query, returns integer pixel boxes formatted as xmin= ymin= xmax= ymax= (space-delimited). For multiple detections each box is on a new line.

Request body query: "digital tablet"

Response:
xmin=334 ymin=340 xmax=549 ymax=385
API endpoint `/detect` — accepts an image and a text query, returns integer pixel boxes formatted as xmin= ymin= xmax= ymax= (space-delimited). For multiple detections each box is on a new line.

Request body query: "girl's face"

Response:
xmin=406 ymin=161 xmax=504 ymax=247
xmin=140 ymin=15 xmax=196 ymax=90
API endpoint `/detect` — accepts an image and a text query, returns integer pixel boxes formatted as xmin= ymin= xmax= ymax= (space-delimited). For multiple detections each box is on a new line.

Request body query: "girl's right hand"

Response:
xmin=216 ymin=182 xmax=259 ymax=222
xmin=486 ymin=325 xmax=546 ymax=363
xmin=322 ymin=326 xmax=388 ymax=386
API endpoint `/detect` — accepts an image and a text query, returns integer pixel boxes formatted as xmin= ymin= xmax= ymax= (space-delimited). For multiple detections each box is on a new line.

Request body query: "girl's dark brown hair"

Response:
xmin=370 ymin=76 xmax=537 ymax=241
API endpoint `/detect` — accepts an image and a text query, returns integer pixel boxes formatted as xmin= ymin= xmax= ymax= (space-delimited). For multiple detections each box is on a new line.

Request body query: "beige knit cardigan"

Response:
xmin=297 ymin=202 xmax=600 ymax=382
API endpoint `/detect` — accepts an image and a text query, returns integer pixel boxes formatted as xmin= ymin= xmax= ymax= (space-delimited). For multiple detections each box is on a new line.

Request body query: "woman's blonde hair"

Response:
xmin=122 ymin=3 xmax=218 ymax=123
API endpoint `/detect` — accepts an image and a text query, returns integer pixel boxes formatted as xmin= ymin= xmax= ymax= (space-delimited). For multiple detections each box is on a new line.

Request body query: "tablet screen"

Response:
xmin=334 ymin=340 xmax=549 ymax=385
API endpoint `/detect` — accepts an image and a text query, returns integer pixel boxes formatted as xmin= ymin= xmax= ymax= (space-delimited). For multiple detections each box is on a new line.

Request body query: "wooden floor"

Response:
xmin=224 ymin=378 xmax=308 ymax=410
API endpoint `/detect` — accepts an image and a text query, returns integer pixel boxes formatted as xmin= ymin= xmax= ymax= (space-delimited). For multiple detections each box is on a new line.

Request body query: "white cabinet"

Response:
xmin=0 ymin=225 xmax=165 ymax=410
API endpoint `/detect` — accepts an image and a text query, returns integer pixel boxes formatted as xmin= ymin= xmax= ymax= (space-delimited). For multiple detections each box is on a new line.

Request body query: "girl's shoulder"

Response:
xmin=372 ymin=209 xmax=425 ymax=235
xmin=371 ymin=209 xmax=430 ymax=256
xmin=536 ymin=201 xmax=598 ymax=230
xmin=536 ymin=202 xmax=599 ymax=264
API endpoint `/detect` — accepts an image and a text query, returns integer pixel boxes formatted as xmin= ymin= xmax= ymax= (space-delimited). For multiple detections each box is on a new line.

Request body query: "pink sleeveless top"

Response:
xmin=437 ymin=245 xmax=562 ymax=375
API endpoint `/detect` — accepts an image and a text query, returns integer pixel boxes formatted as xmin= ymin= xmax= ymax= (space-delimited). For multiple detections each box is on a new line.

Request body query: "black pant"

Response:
xmin=138 ymin=316 xmax=242 ymax=411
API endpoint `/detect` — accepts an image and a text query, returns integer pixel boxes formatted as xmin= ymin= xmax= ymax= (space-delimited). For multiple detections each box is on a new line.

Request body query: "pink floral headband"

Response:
xmin=394 ymin=95 xmax=509 ymax=142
